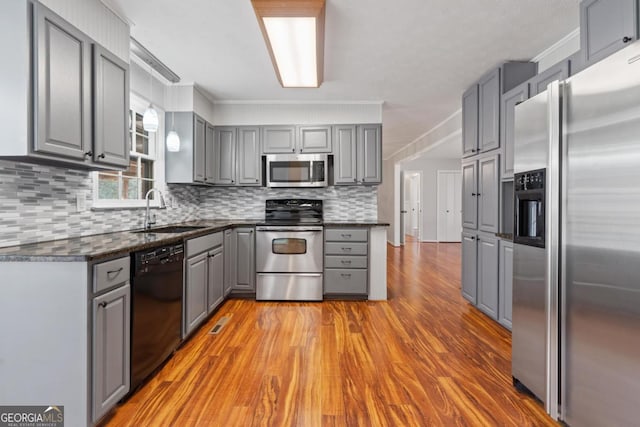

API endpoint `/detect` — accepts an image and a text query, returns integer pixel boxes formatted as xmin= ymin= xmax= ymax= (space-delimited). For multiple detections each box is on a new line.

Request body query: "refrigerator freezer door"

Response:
xmin=561 ymin=40 xmax=640 ymax=426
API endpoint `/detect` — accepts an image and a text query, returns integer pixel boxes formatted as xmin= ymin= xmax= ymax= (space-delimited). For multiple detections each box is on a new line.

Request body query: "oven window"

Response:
xmin=272 ymin=238 xmax=307 ymax=254
xmin=270 ymin=161 xmax=310 ymax=183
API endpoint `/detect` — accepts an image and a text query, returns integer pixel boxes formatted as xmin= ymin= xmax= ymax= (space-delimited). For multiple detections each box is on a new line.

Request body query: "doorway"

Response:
xmin=437 ymin=170 xmax=462 ymax=242
xmin=403 ymin=171 xmax=422 ymax=242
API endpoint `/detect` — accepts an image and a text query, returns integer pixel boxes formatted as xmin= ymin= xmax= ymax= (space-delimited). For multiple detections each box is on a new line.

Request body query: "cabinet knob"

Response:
xmin=470 ymin=236 xmax=475 ymax=240
xmin=623 ymin=36 xmax=633 ymax=43
xmin=471 ymin=193 xmax=477 ymax=196
xmin=99 ymin=301 xmax=108 ymax=308
xmin=98 ymin=153 xmax=106 ymax=159
xmin=477 ymin=193 xmax=481 ymax=196
xmin=255 ymin=179 xmax=259 ymax=183
xmin=300 ymin=148 xmax=303 ymax=152
xmin=353 ymin=178 xmax=357 ymax=182
xmin=204 ymin=177 xmax=208 ymax=181
xmin=84 ymin=151 xmax=93 ymax=158
xmin=231 ymin=180 xmax=235 ymax=183
xmin=471 ymin=149 xmax=477 ymax=153
xmin=292 ymin=148 xmax=295 ymax=152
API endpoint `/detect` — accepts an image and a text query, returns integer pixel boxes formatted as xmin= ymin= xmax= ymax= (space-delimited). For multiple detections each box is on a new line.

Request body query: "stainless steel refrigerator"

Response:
xmin=512 ymin=40 xmax=640 ymax=426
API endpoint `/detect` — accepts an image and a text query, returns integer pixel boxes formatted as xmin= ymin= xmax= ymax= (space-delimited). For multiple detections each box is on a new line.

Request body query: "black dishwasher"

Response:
xmin=130 ymin=243 xmax=184 ymax=391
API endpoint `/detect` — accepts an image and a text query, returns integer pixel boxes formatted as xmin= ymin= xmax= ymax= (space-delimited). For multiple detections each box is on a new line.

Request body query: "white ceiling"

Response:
xmin=104 ymin=0 xmax=580 ymax=159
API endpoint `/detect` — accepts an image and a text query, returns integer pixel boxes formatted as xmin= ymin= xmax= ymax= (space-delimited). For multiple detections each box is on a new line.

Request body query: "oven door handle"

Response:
xmin=256 ymin=227 xmax=323 ymax=232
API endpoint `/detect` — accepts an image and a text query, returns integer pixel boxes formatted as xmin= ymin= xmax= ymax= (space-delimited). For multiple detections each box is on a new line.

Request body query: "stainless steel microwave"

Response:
xmin=266 ymin=154 xmax=328 ymax=188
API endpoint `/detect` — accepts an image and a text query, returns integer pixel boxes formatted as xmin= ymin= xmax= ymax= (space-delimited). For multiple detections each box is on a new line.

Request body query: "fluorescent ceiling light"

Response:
xmin=251 ymin=0 xmax=325 ymax=88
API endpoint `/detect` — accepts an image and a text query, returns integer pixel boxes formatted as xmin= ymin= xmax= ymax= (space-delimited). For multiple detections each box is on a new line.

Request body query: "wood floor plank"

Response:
xmin=100 ymin=241 xmax=556 ymax=427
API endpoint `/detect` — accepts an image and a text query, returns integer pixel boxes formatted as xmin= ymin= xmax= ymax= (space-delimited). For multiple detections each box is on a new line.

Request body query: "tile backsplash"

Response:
xmin=0 ymin=160 xmax=377 ymax=248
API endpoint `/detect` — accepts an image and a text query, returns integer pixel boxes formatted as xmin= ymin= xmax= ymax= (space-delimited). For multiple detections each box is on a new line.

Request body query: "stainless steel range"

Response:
xmin=256 ymin=199 xmax=323 ymax=301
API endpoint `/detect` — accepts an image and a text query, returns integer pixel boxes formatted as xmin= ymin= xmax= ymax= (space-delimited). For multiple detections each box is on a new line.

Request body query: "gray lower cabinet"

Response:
xmin=224 ymin=228 xmax=236 ymax=296
xmin=92 ymin=283 xmax=130 ymax=422
xmin=462 ymin=160 xmax=478 ymax=229
xmin=207 ymin=246 xmax=224 ymax=312
xmin=1 ymin=2 xmax=129 ymax=170
xmin=232 ymin=227 xmax=256 ymax=292
xmin=324 ymin=228 xmax=368 ymax=297
xmin=498 ymin=239 xmax=514 ymax=330
xmin=529 ymin=60 xmax=570 ymax=97
xmin=478 ymin=154 xmax=500 ymax=233
xmin=501 ymin=82 xmax=529 ymax=179
xmin=334 ymin=124 xmax=382 ymax=185
xmin=477 ymin=234 xmax=499 ymax=320
xmin=580 ymin=0 xmax=638 ymax=67
xmin=185 ymin=252 xmax=208 ymax=336
xmin=461 ymin=231 xmax=478 ymax=303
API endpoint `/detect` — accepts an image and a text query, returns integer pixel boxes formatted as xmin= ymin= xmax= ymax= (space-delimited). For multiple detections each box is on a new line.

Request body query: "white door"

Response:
xmin=399 ymin=170 xmax=405 ymax=245
xmin=437 ymin=170 xmax=462 ymax=242
xmin=409 ymin=173 xmax=420 ymax=237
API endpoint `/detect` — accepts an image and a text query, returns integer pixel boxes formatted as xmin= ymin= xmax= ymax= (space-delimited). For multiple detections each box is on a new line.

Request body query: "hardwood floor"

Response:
xmin=101 ymin=242 xmax=555 ymax=427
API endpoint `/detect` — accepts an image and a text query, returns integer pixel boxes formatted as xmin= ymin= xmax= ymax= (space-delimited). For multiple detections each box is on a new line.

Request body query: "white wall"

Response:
xmin=401 ymin=157 xmax=461 ymax=241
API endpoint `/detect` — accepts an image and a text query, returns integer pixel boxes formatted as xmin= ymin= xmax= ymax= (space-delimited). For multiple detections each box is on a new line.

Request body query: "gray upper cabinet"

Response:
xmin=333 ymin=125 xmax=358 ymax=184
xmin=581 ymin=0 xmax=639 ymax=67
xmin=501 ymin=82 xmax=529 ymax=179
xmin=358 ymin=124 xmax=382 ymax=184
xmin=462 ymin=85 xmax=479 ymax=157
xmin=92 ymin=284 xmax=130 ymax=422
xmin=478 ymin=69 xmax=501 ymax=152
xmin=233 ymin=227 xmax=255 ymax=292
xmin=193 ymin=115 xmax=206 ymax=183
xmin=462 ymin=160 xmax=478 ymax=230
xmin=461 ymin=231 xmax=478 ymax=304
xmin=499 ymin=239 xmax=514 ymax=330
xmin=478 ymin=154 xmax=500 ymax=233
xmin=237 ymin=127 xmax=261 ymax=186
xmin=529 ymin=60 xmax=570 ymax=96
xmin=213 ymin=127 xmax=236 ymax=185
xmin=93 ymin=45 xmax=129 ymax=167
xmin=477 ymin=234 xmax=499 ymax=320
xmin=262 ymin=126 xmax=297 ymax=153
xmin=34 ymin=4 xmax=92 ymax=161
xmin=204 ymin=123 xmax=215 ymax=183
xmin=299 ymin=125 xmax=332 ymax=153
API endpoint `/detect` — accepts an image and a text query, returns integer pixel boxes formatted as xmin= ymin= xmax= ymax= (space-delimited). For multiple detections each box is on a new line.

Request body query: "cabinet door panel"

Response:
xmin=462 ymin=161 xmax=478 ymax=230
xmin=358 ymin=124 xmax=382 ymax=184
xmin=501 ymin=83 xmax=529 ymax=179
xmin=333 ymin=125 xmax=357 ymax=184
xmin=581 ymin=0 xmax=638 ymax=66
xmin=479 ymin=69 xmax=501 ymax=152
xmin=237 ymin=127 xmax=261 ymax=185
xmin=224 ymin=229 xmax=236 ymax=296
xmin=185 ymin=253 xmax=208 ymax=335
xmin=462 ymin=85 xmax=479 ymax=157
xmin=35 ymin=5 xmax=91 ymax=159
xmin=205 ymin=123 xmax=215 ymax=183
xmin=193 ymin=116 xmax=206 ymax=182
xmin=478 ymin=235 xmax=499 ymax=319
xmin=93 ymin=45 xmax=129 ymax=167
xmin=461 ymin=232 xmax=478 ymax=303
xmin=299 ymin=125 xmax=332 ymax=153
xmin=499 ymin=240 xmax=514 ymax=329
xmin=529 ymin=61 xmax=569 ymax=96
xmin=207 ymin=249 xmax=224 ymax=313
xmin=262 ymin=126 xmax=296 ymax=153
xmin=478 ymin=155 xmax=499 ymax=233
xmin=213 ymin=127 xmax=236 ymax=185
xmin=233 ymin=228 xmax=255 ymax=291
xmin=93 ymin=285 xmax=130 ymax=422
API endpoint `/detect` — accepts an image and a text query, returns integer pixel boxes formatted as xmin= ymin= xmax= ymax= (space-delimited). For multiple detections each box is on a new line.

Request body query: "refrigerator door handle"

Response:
xmin=558 ymin=79 xmax=569 ymax=421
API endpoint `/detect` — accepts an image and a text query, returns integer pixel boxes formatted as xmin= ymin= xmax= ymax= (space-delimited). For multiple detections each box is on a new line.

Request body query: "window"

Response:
xmin=93 ymin=94 xmax=165 ymax=208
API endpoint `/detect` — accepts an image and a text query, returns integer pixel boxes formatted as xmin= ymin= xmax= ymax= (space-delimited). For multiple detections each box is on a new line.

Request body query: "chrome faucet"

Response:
xmin=144 ymin=188 xmax=166 ymax=229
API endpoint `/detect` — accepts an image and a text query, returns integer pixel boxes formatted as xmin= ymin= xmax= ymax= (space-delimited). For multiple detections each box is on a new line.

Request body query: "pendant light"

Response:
xmin=142 ymin=63 xmax=159 ymax=132
xmin=166 ymin=85 xmax=180 ymax=152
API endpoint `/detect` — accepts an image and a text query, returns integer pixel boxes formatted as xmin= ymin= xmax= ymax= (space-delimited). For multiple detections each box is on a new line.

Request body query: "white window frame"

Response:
xmin=92 ymin=93 xmax=166 ymax=209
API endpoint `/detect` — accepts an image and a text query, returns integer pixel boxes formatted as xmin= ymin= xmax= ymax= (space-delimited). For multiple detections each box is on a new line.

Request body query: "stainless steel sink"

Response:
xmin=133 ymin=225 xmax=207 ymax=234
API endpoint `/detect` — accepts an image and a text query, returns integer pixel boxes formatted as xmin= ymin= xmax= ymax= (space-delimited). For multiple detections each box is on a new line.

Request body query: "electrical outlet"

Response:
xmin=76 ymin=191 xmax=86 ymax=212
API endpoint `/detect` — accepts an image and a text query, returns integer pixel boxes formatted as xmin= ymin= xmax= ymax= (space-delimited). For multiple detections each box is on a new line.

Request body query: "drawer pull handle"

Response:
xmin=340 ymin=273 xmax=352 ymax=278
xmin=341 ymin=260 xmax=352 ymax=264
xmin=107 ymin=267 xmax=124 ymax=277
xmin=99 ymin=301 xmax=108 ymax=308
xmin=341 ymin=234 xmax=352 ymax=238
xmin=341 ymin=247 xmax=352 ymax=252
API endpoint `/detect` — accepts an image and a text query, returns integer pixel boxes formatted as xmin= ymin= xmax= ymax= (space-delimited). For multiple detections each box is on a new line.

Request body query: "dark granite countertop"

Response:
xmin=495 ymin=233 xmax=513 ymax=241
xmin=0 ymin=219 xmax=388 ymax=262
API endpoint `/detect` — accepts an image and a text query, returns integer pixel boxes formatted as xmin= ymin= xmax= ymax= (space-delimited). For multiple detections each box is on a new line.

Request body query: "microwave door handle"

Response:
xmin=309 ymin=162 xmax=313 ymax=181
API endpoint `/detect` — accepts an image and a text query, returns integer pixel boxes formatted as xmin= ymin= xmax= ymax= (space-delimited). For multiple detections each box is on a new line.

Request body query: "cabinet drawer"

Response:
xmin=324 ymin=269 xmax=368 ymax=294
xmin=325 ymin=228 xmax=368 ymax=242
xmin=325 ymin=242 xmax=367 ymax=256
xmin=186 ymin=232 xmax=223 ymax=258
xmin=325 ymin=255 xmax=367 ymax=269
xmin=94 ymin=256 xmax=130 ymax=293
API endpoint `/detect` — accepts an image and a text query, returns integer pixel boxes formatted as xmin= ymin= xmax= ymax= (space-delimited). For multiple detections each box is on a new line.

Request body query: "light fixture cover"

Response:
xmin=251 ymin=0 xmax=325 ymax=88
xmin=166 ymin=130 xmax=180 ymax=152
xmin=142 ymin=105 xmax=159 ymax=132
